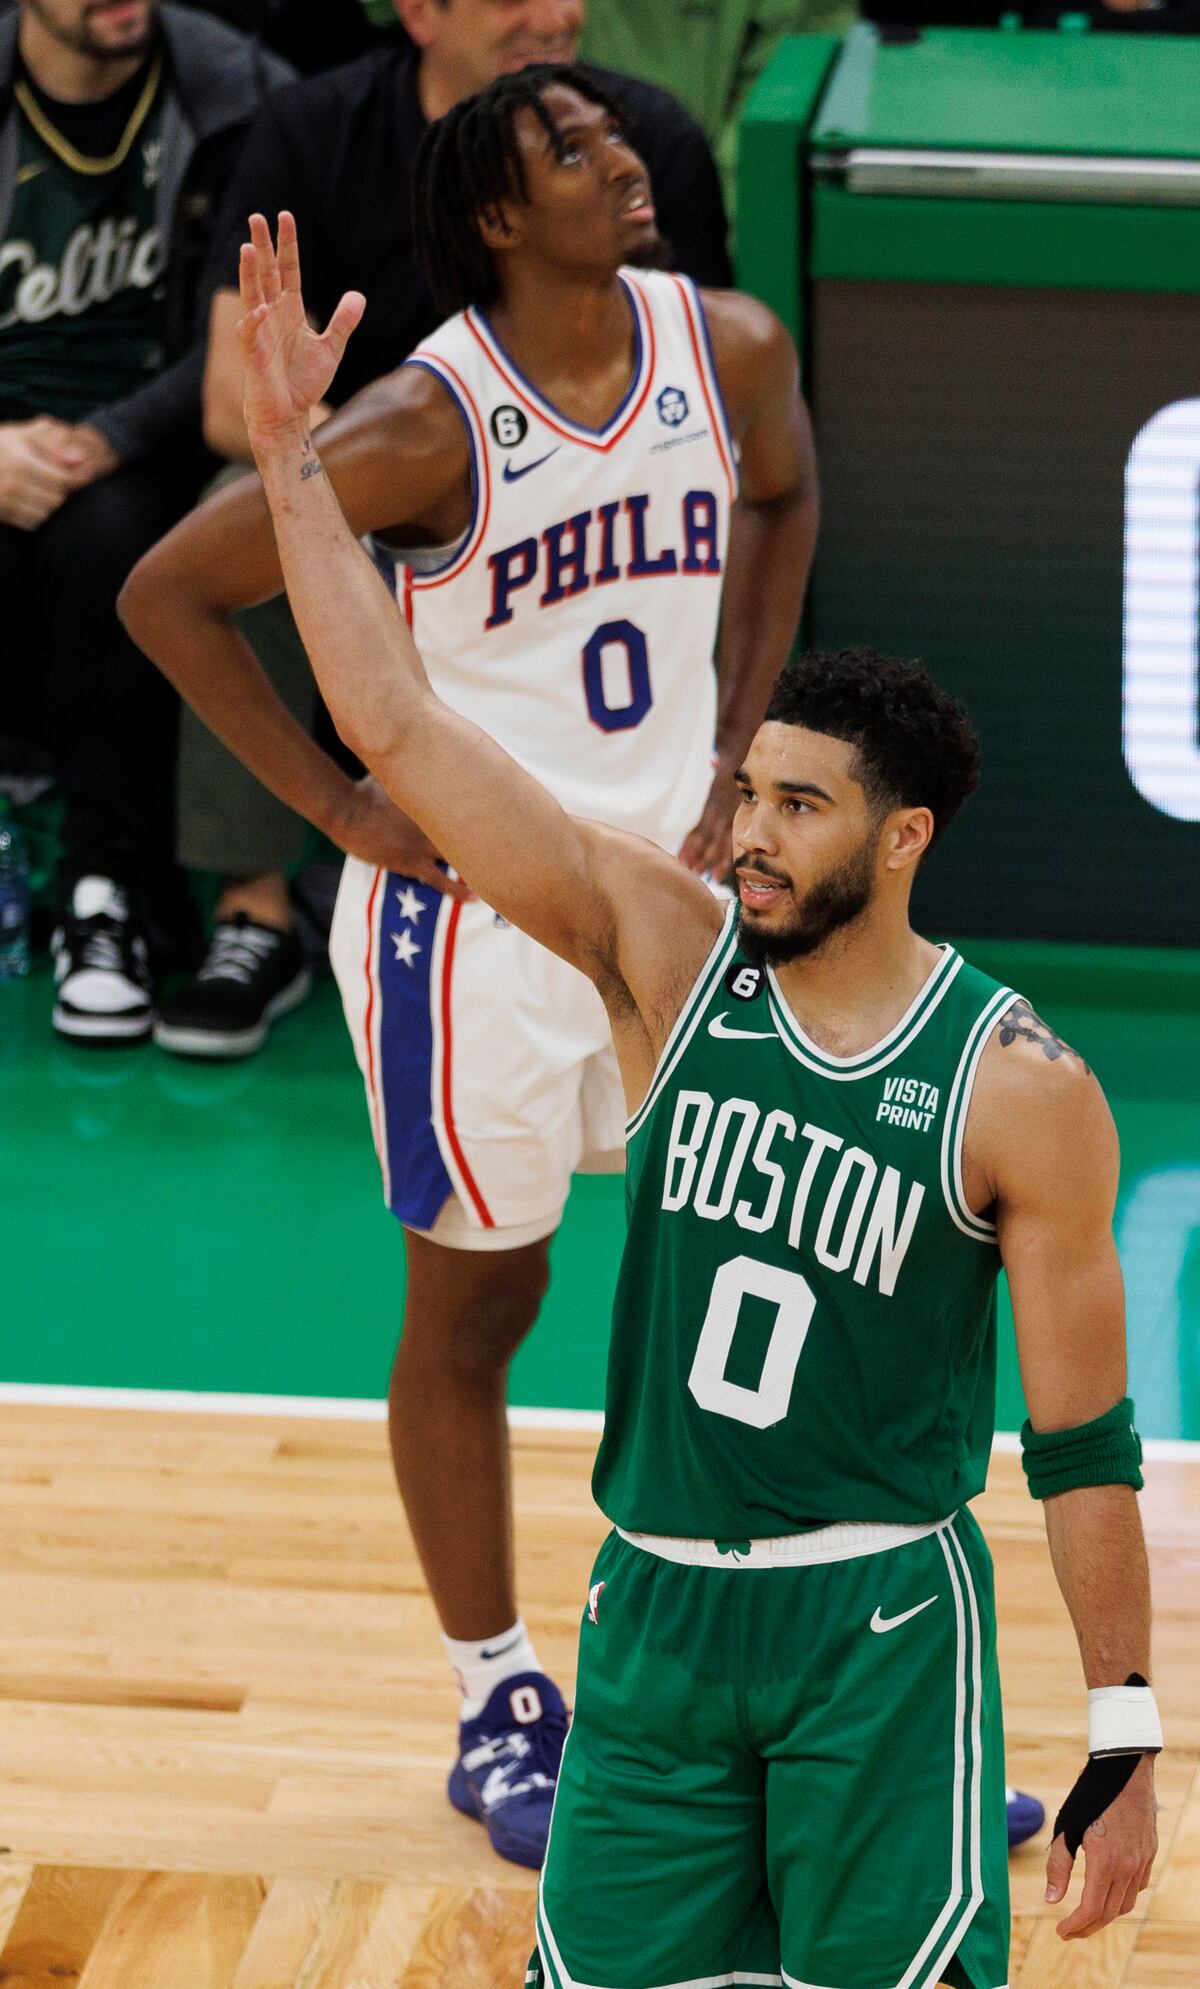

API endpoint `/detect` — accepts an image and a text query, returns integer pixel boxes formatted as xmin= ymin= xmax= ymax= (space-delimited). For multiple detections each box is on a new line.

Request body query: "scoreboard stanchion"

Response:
xmin=739 ymin=25 xmax=1200 ymax=946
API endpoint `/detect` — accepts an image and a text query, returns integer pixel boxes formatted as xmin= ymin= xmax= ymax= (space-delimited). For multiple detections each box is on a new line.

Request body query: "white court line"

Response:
xmin=990 ymin=1430 xmax=1199 ymax=1462
xmin=0 ymin=1381 xmax=605 ymax=1430
xmin=0 ymin=1381 xmax=1193 ymax=1454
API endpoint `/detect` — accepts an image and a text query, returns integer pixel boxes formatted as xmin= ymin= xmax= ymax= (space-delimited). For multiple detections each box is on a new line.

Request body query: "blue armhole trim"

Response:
xmin=402 ymin=357 xmax=480 ymax=580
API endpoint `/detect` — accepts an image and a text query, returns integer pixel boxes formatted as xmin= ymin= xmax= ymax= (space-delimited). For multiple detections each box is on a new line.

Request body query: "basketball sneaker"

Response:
xmin=52 ymin=876 xmax=153 ymax=1043
xmin=1006 ymin=1785 xmax=1045 ymax=1847
xmin=153 ymin=915 xmax=311 ymax=1059
xmin=447 ymin=1671 xmax=568 ymax=1869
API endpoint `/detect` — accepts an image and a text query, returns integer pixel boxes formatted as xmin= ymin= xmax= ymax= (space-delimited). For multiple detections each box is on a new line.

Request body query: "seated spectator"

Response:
xmin=155 ymin=0 xmax=734 ymax=1062
xmin=0 ymin=0 xmax=290 ymax=1043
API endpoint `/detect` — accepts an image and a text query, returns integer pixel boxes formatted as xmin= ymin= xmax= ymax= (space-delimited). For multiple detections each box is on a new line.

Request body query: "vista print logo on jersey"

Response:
xmin=876 ymin=1076 xmax=940 ymax=1133
xmin=656 ymin=385 xmax=689 ymax=427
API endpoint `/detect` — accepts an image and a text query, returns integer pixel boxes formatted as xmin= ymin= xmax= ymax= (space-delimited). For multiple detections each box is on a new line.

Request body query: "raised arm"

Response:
xmin=679 ymin=292 xmax=818 ymax=873
xmin=119 ymin=281 xmax=481 ymax=892
xmin=237 ymin=216 xmax=721 ymax=1081
xmin=966 ymin=1012 xmax=1158 ymax=1940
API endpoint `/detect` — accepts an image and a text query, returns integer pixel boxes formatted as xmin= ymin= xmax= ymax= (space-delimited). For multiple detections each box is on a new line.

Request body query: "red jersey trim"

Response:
xmin=464 ymin=277 xmax=656 ymax=453
xmin=437 ymin=900 xmax=495 ymax=1227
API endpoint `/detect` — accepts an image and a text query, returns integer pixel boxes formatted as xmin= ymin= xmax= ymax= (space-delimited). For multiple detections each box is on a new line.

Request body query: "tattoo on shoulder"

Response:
xmin=996 ymin=998 xmax=1091 ymax=1075
xmin=299 ymin=459 xmax=324 ymax=482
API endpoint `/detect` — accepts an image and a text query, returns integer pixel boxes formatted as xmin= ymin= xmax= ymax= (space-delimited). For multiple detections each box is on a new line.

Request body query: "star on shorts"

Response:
xmin=395 ymin=885 xmax=426 ymax=923
xmin=391 ymin=928 xmax=422 ymax=968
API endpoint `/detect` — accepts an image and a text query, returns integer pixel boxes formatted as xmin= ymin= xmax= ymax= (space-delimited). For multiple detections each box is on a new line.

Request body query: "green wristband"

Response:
xmin=1020 ymin=1396 xmax=1144 ymax=1500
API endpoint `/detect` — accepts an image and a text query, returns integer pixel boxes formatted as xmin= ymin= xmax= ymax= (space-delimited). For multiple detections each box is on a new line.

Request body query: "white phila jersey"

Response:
xmin=390 ymin=267 xmax=738 ymax=853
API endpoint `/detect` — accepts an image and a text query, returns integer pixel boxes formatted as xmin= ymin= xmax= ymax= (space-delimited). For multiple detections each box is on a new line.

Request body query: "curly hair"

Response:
xmin=413 ymin=64 xmax=629 ymax=317
xmin=763 ymin=648 xmax=981 ymax=851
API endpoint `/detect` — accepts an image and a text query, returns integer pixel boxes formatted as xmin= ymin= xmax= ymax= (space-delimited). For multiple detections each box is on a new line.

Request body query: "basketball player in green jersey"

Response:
xmin=230 ymin=216 xmax=1160 ymax=1989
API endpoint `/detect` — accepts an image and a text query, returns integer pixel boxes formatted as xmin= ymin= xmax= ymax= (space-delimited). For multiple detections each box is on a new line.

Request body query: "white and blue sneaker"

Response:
xmin=447 ymin=1671 xmax=568 ymax=1869
xmin=1007 ymin=1784 xmax=1045 ymax=1848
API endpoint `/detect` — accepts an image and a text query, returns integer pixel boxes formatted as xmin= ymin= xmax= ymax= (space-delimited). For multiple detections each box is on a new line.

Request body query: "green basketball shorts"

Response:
xmin=532 ymin=1510 xmax=1009 ymax=1989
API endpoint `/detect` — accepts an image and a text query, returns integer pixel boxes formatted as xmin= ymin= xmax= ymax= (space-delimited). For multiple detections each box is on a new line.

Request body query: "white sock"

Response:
xmin=443 ymin=1619 xmax=541 ymax=1720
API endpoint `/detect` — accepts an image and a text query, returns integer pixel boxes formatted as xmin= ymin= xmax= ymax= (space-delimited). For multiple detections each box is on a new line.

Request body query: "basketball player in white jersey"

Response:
xmin=119 ymin=65 xmax=818 ymax=1866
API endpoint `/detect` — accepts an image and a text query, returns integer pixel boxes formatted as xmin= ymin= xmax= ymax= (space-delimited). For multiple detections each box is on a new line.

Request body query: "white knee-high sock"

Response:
xmin=443 ymin=1618 xmax=541 ymax=1720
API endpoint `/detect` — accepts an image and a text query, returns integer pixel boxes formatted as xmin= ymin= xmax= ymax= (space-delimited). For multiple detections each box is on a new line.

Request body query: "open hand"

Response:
xmin=237 ymin=211 xmax=364 ymax=444
xmin=1045 ymin=1754 xmax=1158 ymax=1940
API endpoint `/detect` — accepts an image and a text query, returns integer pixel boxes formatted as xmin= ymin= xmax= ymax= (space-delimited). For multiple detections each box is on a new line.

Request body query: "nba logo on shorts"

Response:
xmin=588 ymin=1580 xmax=606 ymax=1624
xmin=657 ymin=386 xmax=688 ymax=427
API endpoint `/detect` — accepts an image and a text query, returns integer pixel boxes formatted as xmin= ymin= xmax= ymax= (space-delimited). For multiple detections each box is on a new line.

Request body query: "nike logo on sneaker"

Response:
xmin=708 ymin=1013 xmax=775 ymax=1041
xmin=870 ymin=1595 xmax=939 ymax=1634
xmin=502 ymin=448 xmax=560 ymax=482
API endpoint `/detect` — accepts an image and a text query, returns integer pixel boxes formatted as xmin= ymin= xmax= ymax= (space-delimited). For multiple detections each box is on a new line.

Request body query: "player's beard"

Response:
xmin=735 ymin=838 xmax=877 ymax=967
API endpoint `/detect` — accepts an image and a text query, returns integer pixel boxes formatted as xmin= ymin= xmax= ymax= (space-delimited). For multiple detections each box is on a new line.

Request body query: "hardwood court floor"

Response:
xmin=0 ymin=1406 xmax=1196 ymax=1988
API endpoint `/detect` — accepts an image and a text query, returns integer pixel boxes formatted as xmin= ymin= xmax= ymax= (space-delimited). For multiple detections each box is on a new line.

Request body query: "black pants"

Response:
xmin=0 ymin=462 xmax=199 ymax=909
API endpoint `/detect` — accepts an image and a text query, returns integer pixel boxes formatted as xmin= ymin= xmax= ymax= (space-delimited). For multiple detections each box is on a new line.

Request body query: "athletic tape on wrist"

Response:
xmin=1055 ymin=1755 xmax=1143 ymax=1857
xmin=1088 ymin=1681 xmax=1163 ymax=1756
xmin=1054 ymin=1673 xmax=1161 ymax=1857
xmin=1021 ymin=1396 xmax=1144 ymax=1500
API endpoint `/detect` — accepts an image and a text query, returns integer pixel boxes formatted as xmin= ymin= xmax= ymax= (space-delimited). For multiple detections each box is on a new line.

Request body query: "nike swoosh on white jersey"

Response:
xmin=707 ymin=1013 xmax=775 ymax=1041
xmin=501 ymin=447 xmax=560 ymax=482
xmin=870 ymin=1595 xmax=939 ymax=1634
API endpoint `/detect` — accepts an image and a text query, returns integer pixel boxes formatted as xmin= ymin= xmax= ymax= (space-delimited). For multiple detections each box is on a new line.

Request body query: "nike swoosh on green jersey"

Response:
xmin=707 ymin=1013 xmax=774 ymax=1041
xmin=869 ymin=1595 xmax=939 ymax=1634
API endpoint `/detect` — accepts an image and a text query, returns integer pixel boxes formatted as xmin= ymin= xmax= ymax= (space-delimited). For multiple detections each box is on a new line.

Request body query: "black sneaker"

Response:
xmin=52 ymin=876 xmax=154 ymax=1044
xmin=153 ymin=914 xmax=311 ymax=1060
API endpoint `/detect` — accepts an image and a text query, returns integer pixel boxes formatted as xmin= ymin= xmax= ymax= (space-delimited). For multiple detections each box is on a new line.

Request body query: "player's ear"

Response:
xmin=477 ymin=200 xmax=522 ymax=253
xmin=884 ymin=807 xmax=934 ymax=873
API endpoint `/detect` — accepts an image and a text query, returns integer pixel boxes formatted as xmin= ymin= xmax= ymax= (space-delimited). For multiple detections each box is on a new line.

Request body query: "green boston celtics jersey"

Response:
xmin=0 ymin=77 xmax=166 ymax=422
xmin=592 ymin=906 xmax=1017 ymax=1539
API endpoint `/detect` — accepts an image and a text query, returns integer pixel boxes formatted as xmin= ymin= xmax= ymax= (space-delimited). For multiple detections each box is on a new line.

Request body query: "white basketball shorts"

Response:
xmin=330 ymin=858 xmax=626 ymax=1247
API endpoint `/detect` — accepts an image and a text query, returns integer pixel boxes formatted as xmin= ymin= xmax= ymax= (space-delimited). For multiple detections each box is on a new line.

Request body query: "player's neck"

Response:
xmin=18 ymin=14 xmax=147 ymax=102
xmin=770 ymin=910 xmax=942 ymax=1061
xmin=487 ymin=267 xmax=635 ymax=406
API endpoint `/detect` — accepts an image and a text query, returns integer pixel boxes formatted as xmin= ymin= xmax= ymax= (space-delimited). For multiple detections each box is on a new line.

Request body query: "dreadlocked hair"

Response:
xmin=413 ymin=64 xmax=628 ymax=317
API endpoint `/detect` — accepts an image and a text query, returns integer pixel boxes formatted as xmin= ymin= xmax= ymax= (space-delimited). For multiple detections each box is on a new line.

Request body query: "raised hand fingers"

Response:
xmin=276 ymin=209 xmax=302 ymax=297
xmin=248 ymin=211 xmax=282 ymax=306
xmin=238 ymin=235 xmax=262 ymax=317
xmin=320 ymin=290 xmax=366 ymax=369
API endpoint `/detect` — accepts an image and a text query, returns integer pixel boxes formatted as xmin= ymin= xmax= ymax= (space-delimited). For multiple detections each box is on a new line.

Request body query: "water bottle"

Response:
xmin=0 ymin=797 xmax=31 ymax=980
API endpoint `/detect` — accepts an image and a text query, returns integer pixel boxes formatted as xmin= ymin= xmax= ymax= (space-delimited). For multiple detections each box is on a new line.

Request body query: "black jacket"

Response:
xmin=0 ymin=3 xmax=293 ymax=463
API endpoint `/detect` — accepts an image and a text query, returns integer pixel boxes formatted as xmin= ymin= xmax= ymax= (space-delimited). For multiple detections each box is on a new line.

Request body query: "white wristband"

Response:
xmin=1088 ymin=1684 xmax=1163 ymax=1757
